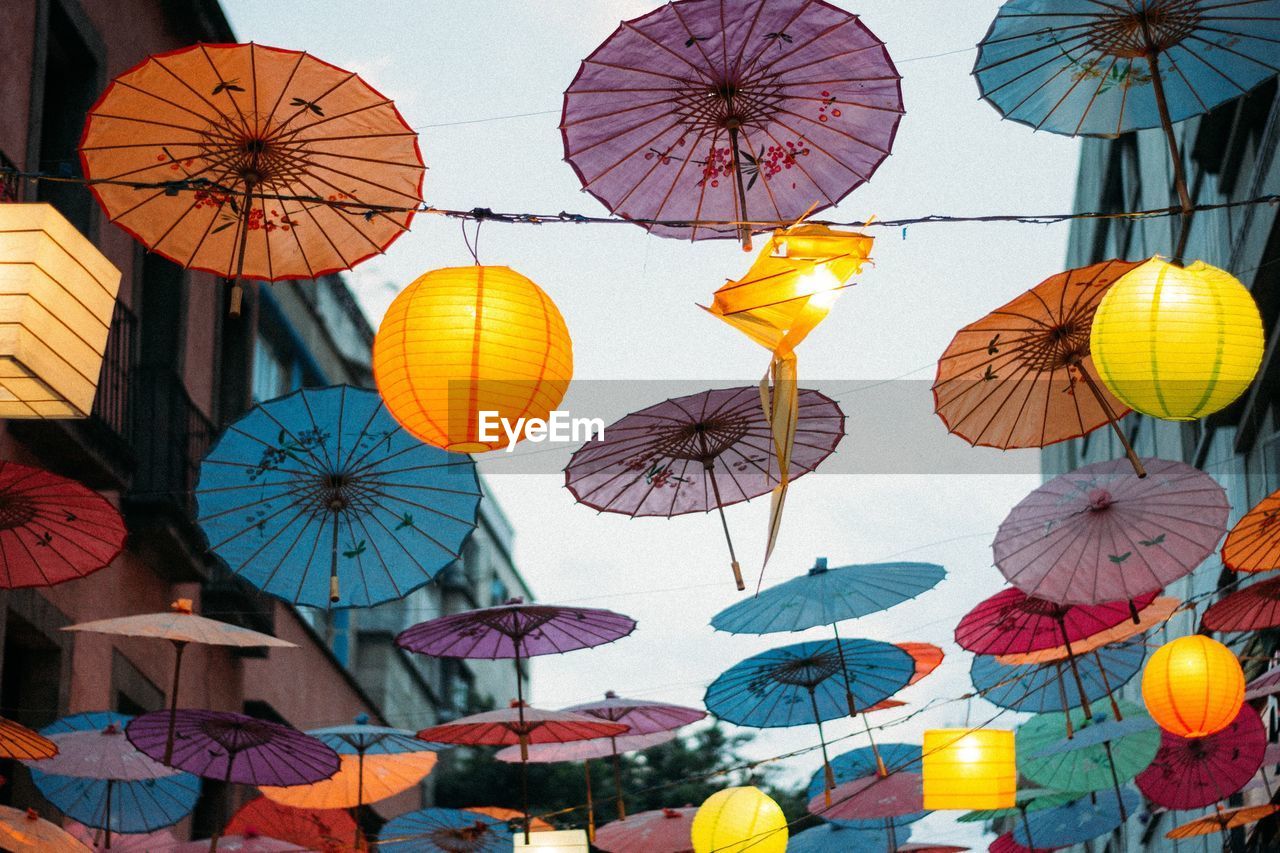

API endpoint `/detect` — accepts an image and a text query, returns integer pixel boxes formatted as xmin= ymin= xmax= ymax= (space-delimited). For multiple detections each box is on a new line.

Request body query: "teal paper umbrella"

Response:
xmin=1017 ymin=698 xmax=1159 ymax=819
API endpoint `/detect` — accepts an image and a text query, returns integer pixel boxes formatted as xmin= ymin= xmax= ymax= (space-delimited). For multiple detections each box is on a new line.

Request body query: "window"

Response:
xmin=489 ymin=576 xmax=509 ymax=606
xmin=252 ymin=332 xmax=291 ymax=402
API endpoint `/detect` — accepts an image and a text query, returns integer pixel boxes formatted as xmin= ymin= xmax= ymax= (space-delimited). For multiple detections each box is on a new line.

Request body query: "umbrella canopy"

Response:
xmin=126 ymin=709 xmax=339 ymax=787
xmin=378 ymin=807 xmax=513 ymax=853
xmin=464 ymin=807 xmax=554 ymax=833
xmin=1136 ymin=703 xmax=1267 ymax=809
xmin=958 ymin=789 xmax=1078 ymax=824
xmin=711 ymin=558 xmax=945 ymax=634
xmin=1223 ymin=486 xmax=1280 ymax=572
xmin=32 ymin=711 xmax=199 ymax=835
xmin=1246 ymin=667 xmax=1280 ymax=701
xmin=808 ymin=771 xmax=924 ymax=822
xmin=788 ymin=823 xmax=913 ymax=853
xmin=993 ymin=457 xmax=1228 ymax=604
xmin=0 ymin=806 xmax=90 ymax=852
xmin=564 ymin=386 xmax=843 ymax=589
xmin=258 ymin=750 xmax=439 ymax=809
xmin=594 ymin=806 xmax=695 ymax=853
xmin=808 ymin=744 xmax=928 ymax=830
xmin=66 ymin=823 xmax=178 ymax=852
xmin=933 ymin=259 xmax=1141 ymax=461
xmin=225 ymin=797 xmax=359 ymax=852
xmin=993 ymin=597 xmax=1178 ymax=665
xmin=33 ymin=725 xmax=183 ymax=781
xmin=989 ymin=833 xmax=1058 ymax=853
xmin=974 ymin=0 xmax=1280 ymax=137
xmin=1167 ymin=804 xmax=1280 ymax=839
xmin=308 ymin=715 xmax=437 ymax=755
xmin=563 ymin=692 xmax=706 ymax=735
xmin=956 ymin=588 xmax=1156 ymax=655
xmin=0 ymin=460 xmax=125 ymax=589
xmin=1013 ymin=788 xmax=1138 ymax=849
xmin=495 ymin=730 xmax=676 ymax=763
xmin=0 ymin=716 xmax=57 ymax=760
xmin=562 ymin=0 xmax=902 ymax=244
xmin=167 ymin=835 xmax=304 ymax=853
xmin=1203 ymin=574 xmax=1280 ymax=632
xmin=396 ymin=600 xmax=636 ymax=661
xmin=971 ymin=636 xmax=1146 ymax=715
xmin=80 ymin=42 xmax=423 ymax=311
xmin=196 ymin=384 xmax=481 ymax=608
xmin=418 ymin=703 xmax=628 ymax=751
xmin=1017 ymin=700 xmax=1158 ymax=819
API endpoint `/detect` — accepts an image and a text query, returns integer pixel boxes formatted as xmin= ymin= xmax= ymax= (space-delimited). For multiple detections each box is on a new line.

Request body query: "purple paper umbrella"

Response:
xmin=565 ymin=386 xmax=843 ymax=590
xmin=993 ymin=457 xmax=1228 ymax=606
xmin=562 ymin=0 xmax=903 ymax=247
xmin=126 ymin=710 xmax=339 ymax=787
xmin=562 ymin=692 xmax=706 ymax=820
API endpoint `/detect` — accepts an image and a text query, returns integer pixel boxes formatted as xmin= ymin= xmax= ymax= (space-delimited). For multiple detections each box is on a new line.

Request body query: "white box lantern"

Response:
xmin=0 ymin=203 xmax=121 ymax=417
xmin=512 ymin=829 xmax=589 ymax=851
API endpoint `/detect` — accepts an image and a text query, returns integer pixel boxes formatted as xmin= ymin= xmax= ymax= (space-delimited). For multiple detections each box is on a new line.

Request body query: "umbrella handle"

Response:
xmin=705 ymin=461 xmax=746 ymax=592
xmin=726 ymin=125 xmax=753 ymax=251
xmin=1075 ymin=365 xmax=1145 ymax=479
xmin=227 ymin=177 xmax=256 ymax=319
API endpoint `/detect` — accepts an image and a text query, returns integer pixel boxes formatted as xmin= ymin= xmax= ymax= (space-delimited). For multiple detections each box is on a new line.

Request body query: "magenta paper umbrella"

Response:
xmin=1135 ymin=705 xmax=1267 ymax=810
xmin=594 ymin=806 xmax=696 ymax=853
xmin=565 ymin=386 xmax=843 ymax=590
xmin=498 ymin=731 xmax=679 ymax=842
xmin=994 ymin=457 xmax=1228 ymax=606
xmin=989 ymin=833 xmax=1058 ymax=853
xmin=562 ymin=0 xmax=902 ymax=247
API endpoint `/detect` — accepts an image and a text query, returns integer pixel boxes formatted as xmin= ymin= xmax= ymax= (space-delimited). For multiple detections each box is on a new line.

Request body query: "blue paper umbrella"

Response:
xmin=807 ymin=744 xmax=929 ymax=831
xmin=971 ymin=637 xmax=1146 ymax=715
xmin=789 ymin=821 xmax=912 ymax=852
xmin=706 ymin=639 xmax=913 ymax=801
xmin=196 ymin=385 xmax=481 ymax=608
xmin=379 ymin=807 xmax=512 ymax=853
xmin=975 ymin=1 xmax=1280 ymax=137
xmin=1014 ymin=786 xmax=1140 ymax=848
xmin=29 ymin=711 xmax=201 ymax=835
xmin=309 ymin=714 xmax=442 ymax=756
xmin=712 ymin=559 xmax=945 ymax=635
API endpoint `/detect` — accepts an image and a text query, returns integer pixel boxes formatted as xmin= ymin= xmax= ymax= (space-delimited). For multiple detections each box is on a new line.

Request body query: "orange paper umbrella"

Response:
xmin=1166 ymin=803 xmax=1280 ymax=839
xmin=0 ymin=806 xmax=89 ymax=852
xmin=0 ymin=716 xmax=57 ymax=760
xmin=80 ymin=42 xmax=423 ymax=314
xmin=1223 ymin=487 xmax=1280 ymax=572
xmin=466 ymin=807 xmax=554 ymax=833
xmin=994 ymin=597 xmax=1180 ymax=666
xmin=226 ymin=796 xmax=360 ymax=851
xmin=258 ymin=751 xmax=438 ymax=810
xmin=933 ymin=259 xmax=1144 ymax=475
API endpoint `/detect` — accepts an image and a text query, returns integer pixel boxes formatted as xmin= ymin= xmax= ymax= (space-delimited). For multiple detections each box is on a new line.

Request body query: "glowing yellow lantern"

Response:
xmin=691 ymin=786 xmax=787 ymax=853
xmin=512 ymin=829 xmax=589 ymax=851
xmin=0 ymin=203 xmax=122 ymax=417
xmin=922 ymin=729 xmax=1016 ymax=810
xmin=372 ymin=266 xmax=573 ymax=453
xmin=1142 ymin=634 xmax=1244 ymax=737
xmin=1090 ymin=257 xmax=1263 ymax=420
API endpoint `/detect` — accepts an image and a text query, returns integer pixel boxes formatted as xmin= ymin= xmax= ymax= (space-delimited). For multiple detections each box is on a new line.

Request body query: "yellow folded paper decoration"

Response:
xmin=702 ymin=224 xmax=872 ymax=581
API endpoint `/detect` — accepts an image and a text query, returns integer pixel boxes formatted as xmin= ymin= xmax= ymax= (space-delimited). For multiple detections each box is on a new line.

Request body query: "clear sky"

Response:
xmin=223 ymin=1 xmax=1082 ymax=845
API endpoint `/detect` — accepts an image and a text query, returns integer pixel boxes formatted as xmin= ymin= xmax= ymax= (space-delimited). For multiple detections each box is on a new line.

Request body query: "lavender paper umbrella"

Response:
xmin=562 ymin=0 xmax=903 ymax=247
xmin=566 ymin=386 xmax=843 ymax=589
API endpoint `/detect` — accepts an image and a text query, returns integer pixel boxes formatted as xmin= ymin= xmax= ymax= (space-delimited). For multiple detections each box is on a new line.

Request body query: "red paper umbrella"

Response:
xmin=562 ymin=0 xmax=903 ymax=247
xmin=594 ymin=806 xmax=696 ymax=853
xmin=994 ymin=457 xmax=1228 ymax=605
xmin=900 ymin=846 xmax=969 ymax=853
xmin=0 ymin=461 xmax=125 ymax=588
xmin=1136 ymin=704 xmax=1267 ymax=810
xmin=1203 ymin=575 xmax=1280 ymax=632
xmin=989 ymin=833 xmax=1059 ymax=853
xmin=225 ymin=797 xmax=358 ymax=851
xmin=806 ymin=770 xmax=923 ymax=821
xmin=565 ymin=386 xmax=843 ymax=589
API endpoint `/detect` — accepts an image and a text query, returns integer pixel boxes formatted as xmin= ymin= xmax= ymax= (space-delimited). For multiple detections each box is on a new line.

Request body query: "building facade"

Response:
xmin=0 ymin=0 xmax=531 ymax=841
xmin=1043 ymin=78 xmax=1280 ymax=851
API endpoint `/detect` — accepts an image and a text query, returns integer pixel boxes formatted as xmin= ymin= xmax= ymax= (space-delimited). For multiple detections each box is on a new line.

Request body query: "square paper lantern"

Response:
xmin=512 ymin=829 xmax=589 ymax=851
xmin=922 ymin=729 xmax=1016 ymax=810
xmin=0 ymin=204 xmax=121 ymax=417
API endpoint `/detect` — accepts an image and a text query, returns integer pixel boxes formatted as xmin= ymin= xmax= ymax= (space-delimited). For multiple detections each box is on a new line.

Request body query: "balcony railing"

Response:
xmin=129 ymin=365 xmax=214 ymax=517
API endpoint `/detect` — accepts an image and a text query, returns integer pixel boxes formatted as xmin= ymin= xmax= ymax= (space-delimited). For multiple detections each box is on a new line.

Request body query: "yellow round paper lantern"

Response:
xmin=1090 ymin=257 xmax=1264 ymax=421
xmin=691 ymin=786 xmax=787 ymax=853
xmin=1142 ymin=634 xmax=1244 ymax=738
xmin=372 ymin=266 xmax=573 ymax=453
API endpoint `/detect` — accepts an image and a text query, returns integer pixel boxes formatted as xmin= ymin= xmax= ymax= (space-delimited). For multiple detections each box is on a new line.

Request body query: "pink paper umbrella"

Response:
xmin=1136 ymin=704 xmax=1267 ymax=810
xmin=807 ymin=770 xmax=924 ymax=822
xmin=956 ymin=587 xmax=1156 ymax=723
xmin=564 ymin=692 xmax=706 ymax=820
xmin=994 ymin=457 xmax=1228 ymax=605
xmin=565 ymin=386 xmax=843 ymax=590
xmin=1245 ymin=667 xmax=1280 ymax=701
xmin=594 ymin=806 xmax=696 ymax=853
xmin=497 ymin=732 xmax=679 ymax=844
xmin=420 ymin=702 xmax=627 ymax=843
xmin=562 ymin=0 xmax=902 ymax=248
